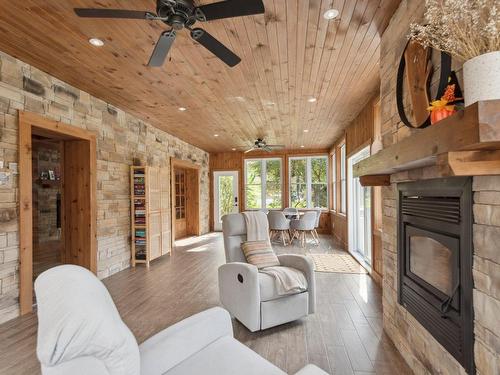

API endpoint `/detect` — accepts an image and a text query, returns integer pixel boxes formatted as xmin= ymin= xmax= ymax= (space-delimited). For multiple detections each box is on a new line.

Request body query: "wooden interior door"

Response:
xmin=63 ymin=140 xmax=96 ymax=270
xmin=175 ymin=168 xmax=187 ymax=239
xmin=185 ymin=168 xmax=200 ymax=236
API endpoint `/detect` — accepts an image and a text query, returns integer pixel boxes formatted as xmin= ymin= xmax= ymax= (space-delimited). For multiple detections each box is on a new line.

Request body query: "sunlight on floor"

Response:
xmin=358 ymin=275 xmax=369 ymax=303
xmin=186 ymin=245 xmax=211 ymax=253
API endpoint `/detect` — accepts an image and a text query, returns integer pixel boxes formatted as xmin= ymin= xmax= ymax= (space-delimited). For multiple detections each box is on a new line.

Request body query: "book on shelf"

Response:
xmin=135 ymin=229 xmax=146 ymax=237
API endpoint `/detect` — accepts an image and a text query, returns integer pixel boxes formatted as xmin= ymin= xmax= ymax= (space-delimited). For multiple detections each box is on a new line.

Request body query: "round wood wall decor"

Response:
xmin=396 ymin=40 xmax=452 ymax=129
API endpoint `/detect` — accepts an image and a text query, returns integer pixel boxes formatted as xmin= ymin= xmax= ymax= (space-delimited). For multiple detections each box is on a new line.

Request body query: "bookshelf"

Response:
xmin=130 ymin=166 xmax=170 ymax=267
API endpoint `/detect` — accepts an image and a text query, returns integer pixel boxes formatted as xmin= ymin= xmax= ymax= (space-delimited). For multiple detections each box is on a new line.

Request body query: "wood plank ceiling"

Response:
xmin=0 ymin=0 xmax=400 ymax=152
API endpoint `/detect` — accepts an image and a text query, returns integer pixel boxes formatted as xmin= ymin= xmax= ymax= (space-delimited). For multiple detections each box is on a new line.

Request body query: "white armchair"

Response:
xmin=35 ymin=265 xmax=327 ymax=375
xmin=219 ymin=213 xmax=316 ymax=332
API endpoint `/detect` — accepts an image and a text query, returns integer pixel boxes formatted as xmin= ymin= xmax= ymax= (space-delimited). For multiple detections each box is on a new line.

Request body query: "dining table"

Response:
xmin=284 ymin=211 xmax=304 ymax=220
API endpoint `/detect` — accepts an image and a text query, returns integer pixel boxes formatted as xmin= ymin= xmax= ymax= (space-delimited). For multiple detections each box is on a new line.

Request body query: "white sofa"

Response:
xmin=35 ymin=265 xmax=327 ymax=375
xmin=219 ymin=213 xmax=316 ymax=332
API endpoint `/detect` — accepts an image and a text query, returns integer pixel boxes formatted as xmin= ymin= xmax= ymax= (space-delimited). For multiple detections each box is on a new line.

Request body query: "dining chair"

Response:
xmin=290 ymin=211 xmax=318 ymax=247
xmin=312 ymin=208 xmax=322 ymax=244
xmin=267 ymin=211 xmax=291 ymax=246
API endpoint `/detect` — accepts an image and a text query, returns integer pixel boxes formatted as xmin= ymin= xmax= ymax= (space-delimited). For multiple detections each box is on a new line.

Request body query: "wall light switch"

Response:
xmin=0 ymin=161 xmax=4 ymax=169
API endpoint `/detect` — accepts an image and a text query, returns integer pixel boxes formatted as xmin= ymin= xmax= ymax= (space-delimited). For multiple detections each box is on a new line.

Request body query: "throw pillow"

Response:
xmin=241 ymin=240 xmax=280 ymax=269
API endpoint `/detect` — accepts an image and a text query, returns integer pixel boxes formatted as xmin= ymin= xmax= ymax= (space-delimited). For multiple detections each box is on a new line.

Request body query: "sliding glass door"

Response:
xmin=347 ymin=146 xmax=372 ymax=265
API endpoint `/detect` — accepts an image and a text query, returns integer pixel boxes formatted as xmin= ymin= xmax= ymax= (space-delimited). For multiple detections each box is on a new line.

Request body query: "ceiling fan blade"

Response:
xmin=190 ymin=28 xmax=241 ymax=67
xmin=244 ymin=148 xmax=255 ymax=153
xmin=196 ymin=0 xmax=265 ymax=21
xmin=266 ymin=145 xmax=285 ymax=149
xmin=74 ymin=8 xmax=154 ymax=19
xmin=148 ymin=30 xmax=176 ymax=67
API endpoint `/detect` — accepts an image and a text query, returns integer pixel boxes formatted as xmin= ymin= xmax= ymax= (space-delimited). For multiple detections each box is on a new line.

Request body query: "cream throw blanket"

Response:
xmin=260 ymin=266 xmax=308 ymax=296
xmin=243 ymin=211 xmax=269 ymax=241
xmin=242 ymin=211 xmax=307 ymax=295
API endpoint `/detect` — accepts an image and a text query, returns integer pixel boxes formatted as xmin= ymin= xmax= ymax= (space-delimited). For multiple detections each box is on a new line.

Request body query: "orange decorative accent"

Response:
xmin=427 ymin=84 xmax=460 ymax=125
xmin=430 ymin=108 xmax=456 ymax=125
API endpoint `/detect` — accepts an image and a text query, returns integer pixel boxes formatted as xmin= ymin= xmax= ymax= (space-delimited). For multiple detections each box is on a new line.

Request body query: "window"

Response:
xmin=340 ymin=144 xmax=346 ymax=213
xmin=348 ymin=146 xmax=371 ymax=264
xmin=245 ymin=158 xmax=282 ymax=209
xmin=289 ymin=156 xmax=328 ymax=209
xmin=331 ymin=153 xmax=337 ymax=211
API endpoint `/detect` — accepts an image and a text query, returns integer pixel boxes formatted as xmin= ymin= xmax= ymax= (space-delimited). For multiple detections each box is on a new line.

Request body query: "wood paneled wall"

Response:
xmin=209 ymin=149 xmax=331 ymax=233
xmin=330 ymin=138 xmax=347 ymax=248
xmin=345 ymin=97 xmax=376 ymax=157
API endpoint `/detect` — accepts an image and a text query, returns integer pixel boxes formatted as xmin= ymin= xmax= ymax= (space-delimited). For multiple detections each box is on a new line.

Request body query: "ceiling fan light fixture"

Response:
xmin=323 ymin=9 xmax=339 ymax=20
xmin=88 ymin=37 xmax=104 ymax=47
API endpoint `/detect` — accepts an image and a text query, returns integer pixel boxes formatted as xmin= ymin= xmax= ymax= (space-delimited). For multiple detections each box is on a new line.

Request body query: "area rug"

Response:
xmin=307 ymin=252 xmax=368 ymax=274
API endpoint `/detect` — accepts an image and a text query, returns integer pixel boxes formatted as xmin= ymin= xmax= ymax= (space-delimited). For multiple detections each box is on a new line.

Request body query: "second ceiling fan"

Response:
xmin=74 ymin=0 xmax=265 ymax=68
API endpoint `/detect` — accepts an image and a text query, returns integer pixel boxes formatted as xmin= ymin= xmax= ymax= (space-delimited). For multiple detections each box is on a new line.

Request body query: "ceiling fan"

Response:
xmin=74 ymin=0 xmax=265 ymax=68
xmin=244 ymin=138 xmax=285 ymax=153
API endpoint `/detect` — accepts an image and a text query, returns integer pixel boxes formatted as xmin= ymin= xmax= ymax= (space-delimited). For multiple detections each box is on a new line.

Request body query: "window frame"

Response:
xmin=331 ymin=152 xmax=337 ymax=212
xmin=288 ymin=155 xmax=329 ymax=209
xmin=340 ymin=143 xmax=347 ymax=214
xmin=244 ymin=157 xmax=283 ymax=210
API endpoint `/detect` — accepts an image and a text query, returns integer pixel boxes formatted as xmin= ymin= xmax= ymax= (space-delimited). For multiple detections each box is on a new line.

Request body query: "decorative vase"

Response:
xmin=463 ymin=51 xmax=500 ymax=106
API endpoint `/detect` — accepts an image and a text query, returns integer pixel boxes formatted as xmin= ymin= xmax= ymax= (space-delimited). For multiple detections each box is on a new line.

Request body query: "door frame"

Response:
xmin=170 ymin=158 xmax=200 ymax=247
xmin=213 ymin=170 xmax=239 ymax=231
xmin=18 ymin=111 xmax=97 ymax=315
xmin=347 ymin=145 xmax=372 ymax=265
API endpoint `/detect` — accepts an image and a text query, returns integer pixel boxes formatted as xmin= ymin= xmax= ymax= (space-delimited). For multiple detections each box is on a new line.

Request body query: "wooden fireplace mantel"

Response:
xmin=354 ymin=100 xmax=500 ymax=186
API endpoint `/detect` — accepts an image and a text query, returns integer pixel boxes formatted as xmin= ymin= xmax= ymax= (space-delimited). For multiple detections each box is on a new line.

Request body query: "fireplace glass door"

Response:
xmin=406 ymin=226 xmax=459 ymax=302
xmin=410 ymin=236 xmax=452 ymax=295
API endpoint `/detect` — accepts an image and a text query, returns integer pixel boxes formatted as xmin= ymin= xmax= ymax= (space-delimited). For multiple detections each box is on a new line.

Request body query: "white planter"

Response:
xmin=463 ymin=51 xmax=500 ymax=106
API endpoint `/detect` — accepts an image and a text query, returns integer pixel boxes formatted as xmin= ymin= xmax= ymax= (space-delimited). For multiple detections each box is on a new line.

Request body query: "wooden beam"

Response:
xmin=359 ymin=175 xmax=391 ymax=186
xmin=438 ymin=151 xmax=500 ymax=176
xmin=353 ymin=100 xmax=500 ymax=177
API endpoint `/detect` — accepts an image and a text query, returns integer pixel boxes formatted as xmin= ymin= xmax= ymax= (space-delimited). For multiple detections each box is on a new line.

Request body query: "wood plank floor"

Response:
xmin=0 ymin=233 xmax=412 ymax=374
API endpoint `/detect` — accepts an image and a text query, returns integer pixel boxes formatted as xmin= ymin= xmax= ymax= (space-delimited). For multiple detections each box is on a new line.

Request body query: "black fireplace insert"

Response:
xmin=398 ymin=177 xmax=474 ymax=374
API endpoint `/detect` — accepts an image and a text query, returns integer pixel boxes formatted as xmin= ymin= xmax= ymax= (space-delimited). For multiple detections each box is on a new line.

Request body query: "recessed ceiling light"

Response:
xmin=323 ymin=9 xmax=339 ymax=20
xmin=303 ymin=129 xmax=309 ymax=133
xmin=231 ymin=148 xmax=236 ymax=151
xmin=214 ymin=134 xmax=219 ymax=137
xmin=263 ymin=100 xmax=276 ymax=107
xmin=300 ymin=145 xmax=305 ymax=148
xmin=88 ymin=38 xmax=104 ymax=47
xmin=307 ymin=97 xmax=317 ymax=103
xmin=178 ymin=107 xmax=187 ymax=111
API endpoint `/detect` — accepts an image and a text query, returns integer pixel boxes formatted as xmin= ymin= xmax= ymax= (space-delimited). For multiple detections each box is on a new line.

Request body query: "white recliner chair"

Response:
xmin=219 ymin=213 xmax=316 ymax=332
xmin=35 ymin=265 xmax=326 ymax=375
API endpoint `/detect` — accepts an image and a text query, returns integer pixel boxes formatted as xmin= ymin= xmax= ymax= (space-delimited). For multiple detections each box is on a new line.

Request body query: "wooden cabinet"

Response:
xmin=131 ymin=166 xmax=170 ymax=267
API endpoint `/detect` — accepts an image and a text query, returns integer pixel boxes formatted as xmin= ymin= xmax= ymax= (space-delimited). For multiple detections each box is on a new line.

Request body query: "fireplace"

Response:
xmin=397 ymin=177 xmax=474 ymax=374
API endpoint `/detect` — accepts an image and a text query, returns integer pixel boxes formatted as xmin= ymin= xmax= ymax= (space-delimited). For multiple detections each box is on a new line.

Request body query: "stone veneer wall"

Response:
xmin=380 ymin=1 xmax=500 ymax=374
xmin=0 ymin=51 xmax=210 ymax=324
